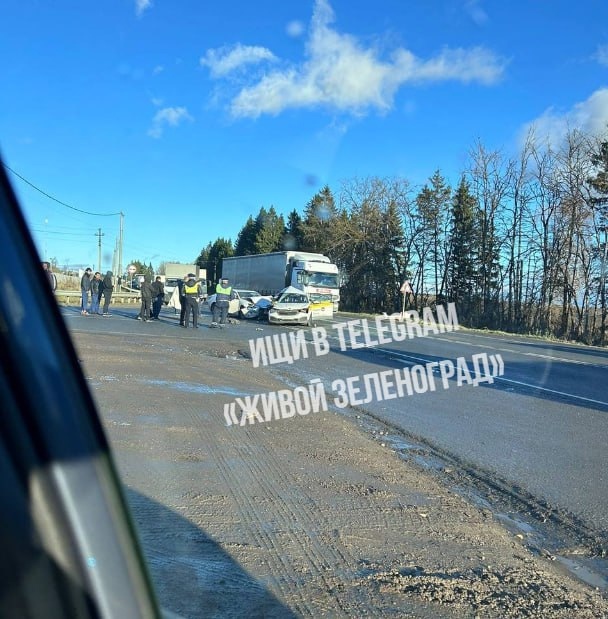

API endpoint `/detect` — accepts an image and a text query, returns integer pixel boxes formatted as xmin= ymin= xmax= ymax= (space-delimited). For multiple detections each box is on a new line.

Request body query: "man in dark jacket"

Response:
xmin=100 ymin=271 xmax=114 ymax=315
xmin=177 ymin=274 xmax=188 ymax=326
xmin=138 ymin=276 xmax=154 ymax=322
xmin=150 ymin=276 xmax=164 ymax=320
xmin=80 ymin=267 xmax=92 ymax=315
xmin=91 ymin=272 xmax=102 ymax=315
xmin=42 ymin=261 xmax=57 ymax=291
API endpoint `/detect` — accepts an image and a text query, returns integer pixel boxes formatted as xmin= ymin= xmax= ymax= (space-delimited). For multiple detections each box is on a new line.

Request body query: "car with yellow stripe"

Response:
xmin=268 ymin=286 xmax=334 ymax=326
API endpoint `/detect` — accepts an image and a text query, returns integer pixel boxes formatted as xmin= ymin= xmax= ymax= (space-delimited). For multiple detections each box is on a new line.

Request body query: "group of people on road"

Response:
xmin=76 ymin=266 xmax=236 ymax=327
xmin=137 ymin=275 xmax=164 ymax=322
xmin=80 ymin=268 xmax=114 ymax=315
xmin=167 ymin=273 xmax=236 ymax=329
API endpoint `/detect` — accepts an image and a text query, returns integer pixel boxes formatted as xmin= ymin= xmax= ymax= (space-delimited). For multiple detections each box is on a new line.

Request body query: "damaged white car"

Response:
xmin=268 ymin=286 xmax=334 ymax=326
xmin=208 ymin=289 xmax=272 ymax=318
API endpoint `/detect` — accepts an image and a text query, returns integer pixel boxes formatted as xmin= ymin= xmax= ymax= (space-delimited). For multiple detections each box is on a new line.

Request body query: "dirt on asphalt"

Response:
xmin=73 ymin=330 xmax=608 ymax=618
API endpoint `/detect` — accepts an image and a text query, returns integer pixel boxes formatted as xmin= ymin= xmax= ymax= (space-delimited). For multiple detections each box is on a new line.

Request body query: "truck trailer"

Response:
xmin=163 ymin=262 xmax=205 ymax=280
xmin=161 ymin=262 xmax=207 ymax=303
xmin=221 ymin=251 xmax=340 ymax=309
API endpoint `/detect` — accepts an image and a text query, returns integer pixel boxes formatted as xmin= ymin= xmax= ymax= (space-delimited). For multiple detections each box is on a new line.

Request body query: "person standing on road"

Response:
xmin=183 ymin=274 xmax=202 ymax=328
xmin=138 ymin=275 xmax=154 ymax=322
xmin=198 ymin=278 xmax=208 ymax=320
xmin=177 ymin=274 xmax=188 ymax=327
xmin=151 ymin=276 xmax=164 ymax=320
xmin=42 ymin=261 xmax=57 ymax=291
xmin=100 ymin=271 xmax=114 ymax=315
xmin=211 ymin=277 xmax=236 ymax=327
xmin=97 ymin=272 xmax=104 ymax=309
xmin=80 ymin=267 xmax=92 ymax=315
xmin=90 ymin=272 xmax=102 ymax=315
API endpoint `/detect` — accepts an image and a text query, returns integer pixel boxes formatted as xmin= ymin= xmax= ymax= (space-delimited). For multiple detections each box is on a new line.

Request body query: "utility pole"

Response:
xmin=118 ymin=212 xmax=124 ymax=281
xmin=112 ymin=239 xmax=118 ymax=275
xmin=95 ymin=228 xmax=104 ymax=272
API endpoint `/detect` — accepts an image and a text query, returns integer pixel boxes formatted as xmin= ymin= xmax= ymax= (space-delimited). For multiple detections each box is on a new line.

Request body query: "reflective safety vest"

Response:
xmin=184 ymin=282 xmax=199 ymax=295
xmin=215 ymin=284 xmax=232 ymax=302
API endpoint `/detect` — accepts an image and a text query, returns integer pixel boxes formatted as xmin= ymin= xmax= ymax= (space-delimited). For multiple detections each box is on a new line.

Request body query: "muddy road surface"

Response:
xmin=68 ymin=307 xmax=608 ymax=618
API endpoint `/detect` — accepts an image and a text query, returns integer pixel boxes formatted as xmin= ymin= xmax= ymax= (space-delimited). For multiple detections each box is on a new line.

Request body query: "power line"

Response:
xmin=30 ymin=228 xmax=97 ymax=237
xmin=2 ymin=162 xmax=122 ymax=217
xmin=36 ymin=223 xmax=105 ymax=232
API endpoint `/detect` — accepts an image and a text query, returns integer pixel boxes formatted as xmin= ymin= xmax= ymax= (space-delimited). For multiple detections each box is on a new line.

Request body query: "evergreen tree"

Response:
xmin=234 ymin=216 xmax=258 ymax=255
xmin=591 ymin=142 xmax=608 ymax=186
xmin=448 ymin=177 xmax=479 ymax=323
xmin=195 ymin=243 xmax=212 ymax=273
xmin=254 ymin=206 xmax=286 ymax=253
xmin=301 ymin=186 xmax=339 ymax=255
xmin=285 ymin=209 xmax=304 ymax=250
xmin=203 ymin=238 xmax=234 ymax=283
xmin=377 ymin=199 xmax=405 ymax=311
xmin=415 ymin=170 xmax=451 ymax=301
xmin=588 ymin=139 xmax=608 ymax=215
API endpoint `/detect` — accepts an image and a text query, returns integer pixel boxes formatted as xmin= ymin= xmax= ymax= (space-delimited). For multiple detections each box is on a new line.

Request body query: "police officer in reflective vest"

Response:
xmin=212 ymin=277 xmax=236 ymax=327
xmin=183 ymin=274 xmax=202 ymax=328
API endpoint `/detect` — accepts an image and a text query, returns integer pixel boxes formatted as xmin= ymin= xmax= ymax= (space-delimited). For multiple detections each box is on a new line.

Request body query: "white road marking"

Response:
xmin=429 ymin=336 xmax=608 ymax=369
xmin=382 ymin=349 xmax=608 ymax=408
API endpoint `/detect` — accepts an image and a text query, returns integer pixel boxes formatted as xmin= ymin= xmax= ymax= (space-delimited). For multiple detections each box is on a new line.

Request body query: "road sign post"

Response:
xmin=399 ymin=280 xmax=413 ymax=319
xmin=127 ymin=264 xmax=136 ymax=288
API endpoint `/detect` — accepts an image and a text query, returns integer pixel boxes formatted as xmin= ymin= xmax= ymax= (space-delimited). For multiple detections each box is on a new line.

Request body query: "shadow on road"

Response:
xmin=125 ymin=488 xmax=297 ymax=619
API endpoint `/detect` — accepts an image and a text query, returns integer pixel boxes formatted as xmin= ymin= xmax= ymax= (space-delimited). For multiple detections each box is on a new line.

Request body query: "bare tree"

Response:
xmin=466 ymin=141 xmax=511 ymax=327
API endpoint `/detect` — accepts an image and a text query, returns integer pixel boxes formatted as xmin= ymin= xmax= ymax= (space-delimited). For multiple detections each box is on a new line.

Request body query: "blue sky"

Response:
xmin=1 ymin=0 xmax=607 ymax=273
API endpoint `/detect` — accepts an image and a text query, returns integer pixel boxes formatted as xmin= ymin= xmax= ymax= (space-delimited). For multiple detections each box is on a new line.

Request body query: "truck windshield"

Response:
xmin=305 ymin=272 xmax=339 ymax=288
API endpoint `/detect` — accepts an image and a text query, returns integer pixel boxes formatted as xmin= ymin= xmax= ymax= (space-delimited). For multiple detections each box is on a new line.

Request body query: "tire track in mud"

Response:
xmin=183 ymin=404 xmax=322 ymax=618
xmin=184 ymin=404 xmax=380 ymax=617
xmin=237 ymin=424 xmax=380 ymax=617
xmin=87 ymin=339 xmax=320 ymax=616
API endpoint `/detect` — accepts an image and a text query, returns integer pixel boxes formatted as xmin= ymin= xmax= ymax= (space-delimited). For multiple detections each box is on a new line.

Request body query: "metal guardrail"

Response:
xmin=55 ymin=290 xmax=141 ymax=304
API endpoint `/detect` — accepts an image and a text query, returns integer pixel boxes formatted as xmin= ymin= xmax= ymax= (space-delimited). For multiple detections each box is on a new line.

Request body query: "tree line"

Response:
xmin=195 ymin=128 xmax=608 ymax=345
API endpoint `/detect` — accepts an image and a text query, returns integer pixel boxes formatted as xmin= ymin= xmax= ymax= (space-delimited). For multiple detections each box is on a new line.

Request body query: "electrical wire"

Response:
xmin=2 ymin=162 xmax=122 ymax=217
xmin=30 ymin=228 xmax=97 ymax=237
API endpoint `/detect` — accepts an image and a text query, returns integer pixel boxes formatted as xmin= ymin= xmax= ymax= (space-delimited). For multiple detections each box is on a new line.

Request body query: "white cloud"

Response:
xmin=594 ymin=44 xmax=608 ymax=67
xmin=464 ymin=0 xmax=489 ymax=26
xmin=394 ymin=46 xmax=505 ymax=83
xmin=287 ymin=20 xmax=305 ymax=38
xmin=148 ymin=106 xmax=193 ymax=138
xmin=153 ymin=65 xmax=164 ymax=75
xmin=203 ymin=0 xmax=506 ymax=119
xmin=135 ymin=0 xmax=151 ymax=17
xmin=200 ymin=44 xmax=277 ymax=78
xmin=522 ymin=88 xmax=608 ymax=145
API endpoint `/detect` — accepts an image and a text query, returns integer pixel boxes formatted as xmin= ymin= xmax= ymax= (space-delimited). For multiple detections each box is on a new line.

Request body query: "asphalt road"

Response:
xmin=273 ymin=314 xmax=608 ymax=543
xmin=63 ymin=303 xmax=608 ymax=556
